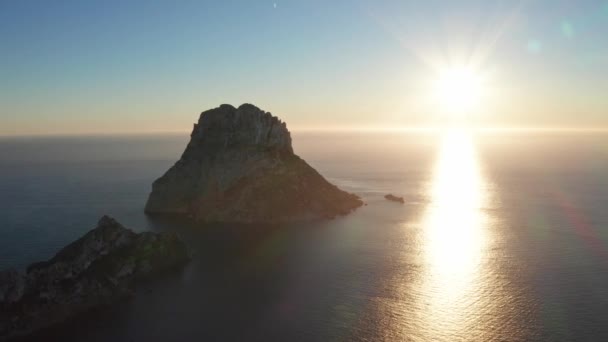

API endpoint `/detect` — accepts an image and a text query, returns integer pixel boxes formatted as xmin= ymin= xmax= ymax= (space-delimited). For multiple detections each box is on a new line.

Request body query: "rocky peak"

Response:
xmin=26 ymin=215 xmax=137 ymax=273
xmin=145 ymin=104 xmax=363 ymax=223
xmin=186 ymin=104 xmax=293 ymax=157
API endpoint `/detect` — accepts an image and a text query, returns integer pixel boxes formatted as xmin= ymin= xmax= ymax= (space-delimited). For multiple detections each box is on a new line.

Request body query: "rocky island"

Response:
xmin=0 ymin=216 xmax=190 ymax=341
xmin=384 ymin=194 xmax=405 ymax=204
xmin=145 ymin=104 xmax=363 ymax=223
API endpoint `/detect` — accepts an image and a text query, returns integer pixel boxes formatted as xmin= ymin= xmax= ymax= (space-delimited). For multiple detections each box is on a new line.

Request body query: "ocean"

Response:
xmin=1 ymin=130 xmax=607 ymax=341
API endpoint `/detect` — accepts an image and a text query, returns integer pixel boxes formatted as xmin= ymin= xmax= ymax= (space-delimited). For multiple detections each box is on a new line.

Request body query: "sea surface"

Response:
xmin=1 ymin=130 xmax=608 ymax=341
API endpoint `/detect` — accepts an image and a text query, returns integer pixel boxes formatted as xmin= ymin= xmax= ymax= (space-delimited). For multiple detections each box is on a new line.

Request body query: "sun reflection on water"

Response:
xmin=419 ymin=129 xmax=490 ymax=340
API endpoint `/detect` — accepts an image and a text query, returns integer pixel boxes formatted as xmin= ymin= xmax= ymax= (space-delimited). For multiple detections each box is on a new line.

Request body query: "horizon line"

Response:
xmin=2 ymin=125 xmax=608 ymax=138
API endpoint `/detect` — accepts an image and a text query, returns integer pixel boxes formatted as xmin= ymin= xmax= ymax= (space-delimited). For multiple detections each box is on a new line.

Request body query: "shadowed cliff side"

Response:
xmin=0 ymin=216 xmax=190 ymax=341
xmin=145 ymin=104 xmax=363 ymax=223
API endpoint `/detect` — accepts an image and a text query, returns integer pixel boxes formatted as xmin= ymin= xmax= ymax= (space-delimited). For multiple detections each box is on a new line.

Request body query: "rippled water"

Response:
xmin=1 ymin=130 xmax=608 ymax=341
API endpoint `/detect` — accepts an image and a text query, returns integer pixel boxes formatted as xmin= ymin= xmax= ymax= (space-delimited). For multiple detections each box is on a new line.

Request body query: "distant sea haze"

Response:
xmin=1 ymin=131 xmax=608 ymax=341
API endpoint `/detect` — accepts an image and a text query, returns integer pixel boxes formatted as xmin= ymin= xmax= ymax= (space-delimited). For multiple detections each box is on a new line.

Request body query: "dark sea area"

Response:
xmin=1 ymin=130 xmax=608 ymax=341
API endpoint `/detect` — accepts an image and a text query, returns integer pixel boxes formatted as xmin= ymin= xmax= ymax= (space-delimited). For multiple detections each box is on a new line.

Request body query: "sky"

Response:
xmin=1 ymin=0 xmax=608 ymax=135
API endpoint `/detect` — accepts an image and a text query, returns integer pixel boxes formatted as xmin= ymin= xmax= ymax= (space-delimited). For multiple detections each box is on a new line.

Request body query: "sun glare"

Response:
xmin=434 ymin=67 xmax=483 ymax=117
xmin=418 ymin=129 xmax=491 ymax=339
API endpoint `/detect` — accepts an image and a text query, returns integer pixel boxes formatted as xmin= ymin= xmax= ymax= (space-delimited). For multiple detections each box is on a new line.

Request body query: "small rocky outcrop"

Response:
xmin=384 ymin=194 xmax=405 ymax=204
xmin=145 ymin=104 xmax=363 ymax=223
xmin=0 ymin=216 xmax=190 ymax=341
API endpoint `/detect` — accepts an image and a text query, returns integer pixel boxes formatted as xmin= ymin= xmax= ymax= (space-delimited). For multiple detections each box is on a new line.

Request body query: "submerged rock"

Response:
xmin=384 ymin=194 xmax=405 ymax=204
xmin=145 ymin=104 xmax=363 ymax=223
xmin=0 ymin=216 xmax=190 ymax=341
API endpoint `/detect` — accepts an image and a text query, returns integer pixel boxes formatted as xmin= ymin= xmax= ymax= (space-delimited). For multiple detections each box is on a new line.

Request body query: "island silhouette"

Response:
xmin=146 ymin=104 xmax=363 ymax=223
xmin=0 ymin=104 xmax=364 ymax=340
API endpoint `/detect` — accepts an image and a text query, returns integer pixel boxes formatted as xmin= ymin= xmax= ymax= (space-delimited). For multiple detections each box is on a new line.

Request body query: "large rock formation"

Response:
xmin=145 ymin=104 xmax=362 ymax=223
xmin=0 ymin=216 xmax=190 ymax=341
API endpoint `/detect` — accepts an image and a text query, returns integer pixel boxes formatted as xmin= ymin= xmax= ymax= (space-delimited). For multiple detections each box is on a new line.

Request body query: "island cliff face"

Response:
xmin=145 ymin=104 xmax=362 ymax=223
xmin=0 ymin=216 xmax=190 ymax=341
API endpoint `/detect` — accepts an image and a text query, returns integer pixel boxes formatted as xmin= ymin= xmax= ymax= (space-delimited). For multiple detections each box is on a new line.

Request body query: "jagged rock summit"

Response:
xmin=145 ymin=104 xmax=363 ymax=223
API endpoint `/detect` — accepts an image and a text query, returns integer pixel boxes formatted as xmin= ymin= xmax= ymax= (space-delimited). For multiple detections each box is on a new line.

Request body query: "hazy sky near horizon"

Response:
xmin=1 ymin=0 xmax=608 ymax=135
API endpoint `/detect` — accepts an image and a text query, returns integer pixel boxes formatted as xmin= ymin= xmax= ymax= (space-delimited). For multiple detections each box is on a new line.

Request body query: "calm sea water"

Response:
xmin=1 ymin=131 xmax=608 ymax=341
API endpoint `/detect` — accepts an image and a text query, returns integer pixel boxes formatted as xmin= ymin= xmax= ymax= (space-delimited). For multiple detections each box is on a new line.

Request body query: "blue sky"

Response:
xmin=1 ymin=0 xmax=607 ymax=134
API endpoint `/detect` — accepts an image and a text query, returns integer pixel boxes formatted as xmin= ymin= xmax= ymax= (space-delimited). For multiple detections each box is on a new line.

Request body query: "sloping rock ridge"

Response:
xmin=145 ymin=104 xmax=363 ymax=223
xmin=0 ymin=216 xmax=190 ymax=341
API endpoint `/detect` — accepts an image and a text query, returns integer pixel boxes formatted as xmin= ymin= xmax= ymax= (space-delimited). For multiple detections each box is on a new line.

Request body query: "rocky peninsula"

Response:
xmin=145 ymin=104 xmax=363 ymax=223
xmin=0 ymin=216 xmax=190 ymax=341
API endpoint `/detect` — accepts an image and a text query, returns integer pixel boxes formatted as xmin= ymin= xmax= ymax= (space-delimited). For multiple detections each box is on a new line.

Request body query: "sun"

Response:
xmin=434 ymin=67 xmax=483 ymax=117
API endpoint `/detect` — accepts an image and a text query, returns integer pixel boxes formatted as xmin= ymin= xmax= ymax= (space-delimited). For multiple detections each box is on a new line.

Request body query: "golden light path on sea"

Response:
xmin=417 ymin=128 xmax=491 ymax=340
